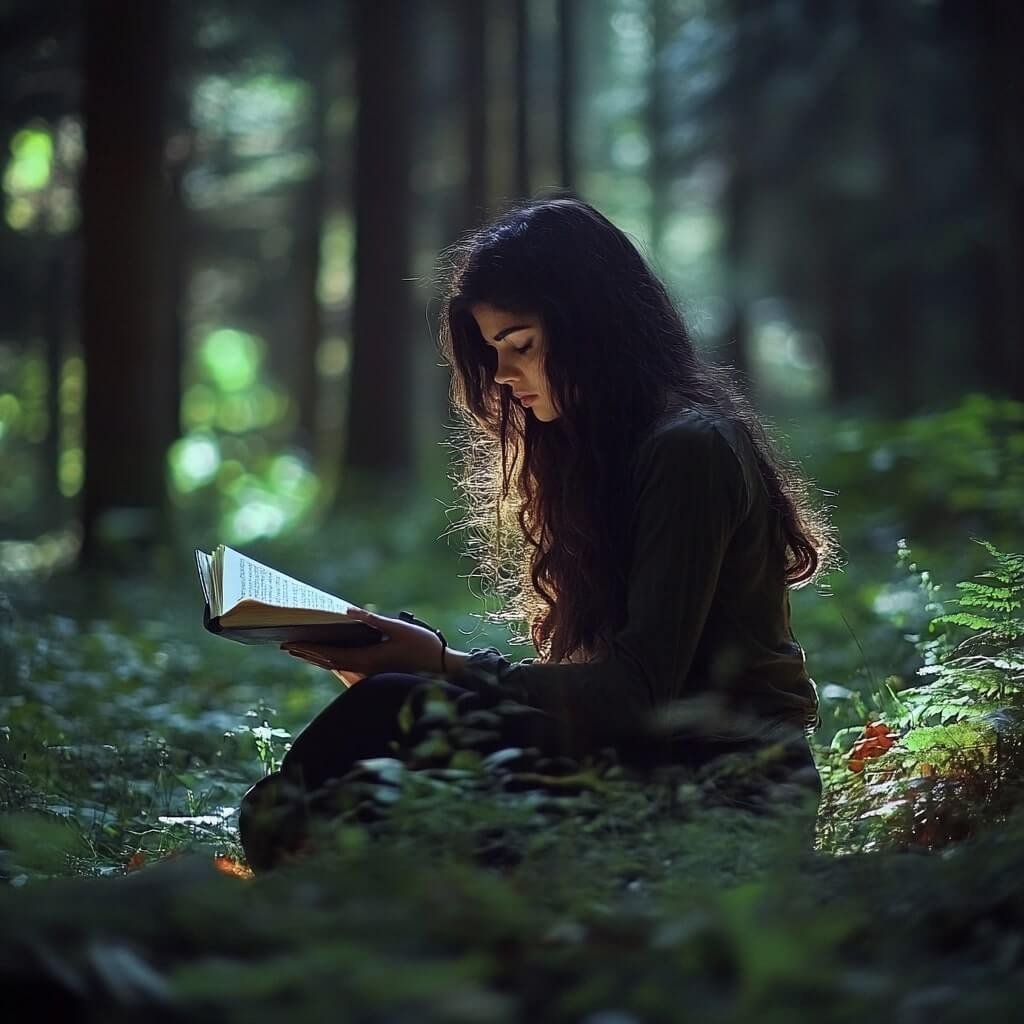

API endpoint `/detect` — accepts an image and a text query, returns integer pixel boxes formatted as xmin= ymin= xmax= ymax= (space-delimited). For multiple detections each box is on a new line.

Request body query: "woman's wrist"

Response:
xmin=442 ymin=647 xmax=471 ymax=682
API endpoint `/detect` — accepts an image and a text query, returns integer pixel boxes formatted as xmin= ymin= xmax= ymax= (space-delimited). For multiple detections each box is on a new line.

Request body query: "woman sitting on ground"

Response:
xmin=240 ymin=196 xmax=839 ymax=871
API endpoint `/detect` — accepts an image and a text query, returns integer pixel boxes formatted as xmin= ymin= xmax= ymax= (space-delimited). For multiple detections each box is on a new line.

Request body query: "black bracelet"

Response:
xmin=398 ymin=610 xmax=448 ymax=676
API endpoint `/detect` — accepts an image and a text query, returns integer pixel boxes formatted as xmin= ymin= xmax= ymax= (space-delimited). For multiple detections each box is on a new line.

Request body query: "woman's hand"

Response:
xmin=280 ymin=607 xmax=446 ymax=682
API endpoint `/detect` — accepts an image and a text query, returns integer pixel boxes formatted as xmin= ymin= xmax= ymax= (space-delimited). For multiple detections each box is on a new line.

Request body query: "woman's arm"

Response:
xmin=442 ymin=648 xmax=473 ymax=682
xmin=439 ymin=412 xmax=753 ymax=749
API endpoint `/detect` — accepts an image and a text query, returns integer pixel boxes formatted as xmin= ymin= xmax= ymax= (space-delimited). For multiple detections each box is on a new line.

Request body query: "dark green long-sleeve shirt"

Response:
xmin=455 ymin=406 xmax=820 ymax=755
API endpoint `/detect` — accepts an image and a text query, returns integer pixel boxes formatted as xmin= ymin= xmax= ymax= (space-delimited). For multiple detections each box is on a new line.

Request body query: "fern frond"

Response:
xmin=953 ymin=581 xmax=1021 ymax=613
xmin=930 ymin=612 xmax=1001 ymax=631
xmin=972 ymin=537 xmax=1024 ymax=572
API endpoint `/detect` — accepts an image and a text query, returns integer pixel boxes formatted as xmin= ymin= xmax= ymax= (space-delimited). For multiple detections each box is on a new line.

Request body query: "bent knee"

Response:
xmin=238 ymin=771 xmax=309 ymax=872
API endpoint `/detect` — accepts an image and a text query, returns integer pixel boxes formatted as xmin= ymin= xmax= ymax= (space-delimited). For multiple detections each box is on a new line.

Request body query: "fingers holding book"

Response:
xmin=281 ymin=608 xmax=447 ymax=678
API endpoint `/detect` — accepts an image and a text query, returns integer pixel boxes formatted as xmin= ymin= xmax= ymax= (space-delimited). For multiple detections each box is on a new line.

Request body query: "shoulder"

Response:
xmin=639 ymin=406 xmax=741 ymax=468
xmin=634 ymin=406 xmax=755 ymax=518
xmin=646 ymin=405 xmax=727 ymax=444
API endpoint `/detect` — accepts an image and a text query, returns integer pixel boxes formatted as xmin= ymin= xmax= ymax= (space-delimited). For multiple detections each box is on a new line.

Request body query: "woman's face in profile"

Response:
xmin=471 ymin=302 xmax=560 ymax=422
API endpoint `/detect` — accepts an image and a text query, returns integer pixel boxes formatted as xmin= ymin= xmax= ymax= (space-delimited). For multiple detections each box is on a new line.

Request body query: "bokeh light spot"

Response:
xmin=199 ymin=328 xmax=262 ymax=392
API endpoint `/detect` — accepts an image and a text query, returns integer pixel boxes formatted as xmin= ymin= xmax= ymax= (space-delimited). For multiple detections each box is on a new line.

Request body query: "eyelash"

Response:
xmin=513 ymin=342 xmax=533 ymax=355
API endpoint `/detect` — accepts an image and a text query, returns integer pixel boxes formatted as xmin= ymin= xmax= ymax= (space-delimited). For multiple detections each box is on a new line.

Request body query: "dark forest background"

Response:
xmin=1 ymin=0 xmax=1020 ymax=567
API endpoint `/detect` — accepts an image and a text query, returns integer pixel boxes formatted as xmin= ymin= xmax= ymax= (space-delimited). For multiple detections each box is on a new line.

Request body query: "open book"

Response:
xmin=194 ymin=544 xmax=385 ymax=647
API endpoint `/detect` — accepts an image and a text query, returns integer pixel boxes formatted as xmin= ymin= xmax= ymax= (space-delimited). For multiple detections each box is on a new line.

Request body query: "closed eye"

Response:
xmin=513 ymin=342 xmax=533 ymax=355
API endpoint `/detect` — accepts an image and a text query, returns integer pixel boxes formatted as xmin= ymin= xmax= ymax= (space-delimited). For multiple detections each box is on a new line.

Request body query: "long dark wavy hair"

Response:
xmin=436 ymin=196 xmax=840 ymax=664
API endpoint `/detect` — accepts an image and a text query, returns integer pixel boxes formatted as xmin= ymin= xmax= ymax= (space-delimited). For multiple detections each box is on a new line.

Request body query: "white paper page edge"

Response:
xmin=220 ymin=545 xmax=352 ymax=617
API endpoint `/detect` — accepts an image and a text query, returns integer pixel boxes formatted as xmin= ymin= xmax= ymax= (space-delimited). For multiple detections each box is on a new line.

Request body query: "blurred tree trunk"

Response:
xmin=969 ymin=0 xmax=1024 ymax=401
xmin=41 ymin=248 xmax=66 ymax=518
xmin=557 ymin=0 xmax=577 ymax=193
xmin=445 ymin=0 xmax=488 ymax=234
xmin=819 ymin=219 xmax=863 ymax=406
xmin=164 ymin=144 xmax=187 ymax=470
xmin=807 ymin=2 xmax=872 ymax=409
xmin=865 ymin=0 xmax=918 ymax=415
xmin=647 ymin=0 xmax=669 ymax=262
xmin=344 ymin=0 xmax=416 ymax=489
xmin=462 ymin=0 xmax=489 ymax=227
xmin=80 ymin=0 xmax=174 ymax=567
xmin=440 ymin=0 xmax=489 ymax=430
xmin=430 ymin=1 xmax=489 ymax=440
xmin=295 ymin=41 xmax=331 ymax=452
xmin=485 ymin=0 xmax=518 ymax=205
xmin=720 ymin=0 xmax=755 ymax=398
xmin=163 ymin=48 xmax=193 ymax=501
xmin=515 ymin=0 xmax=530 ymax=199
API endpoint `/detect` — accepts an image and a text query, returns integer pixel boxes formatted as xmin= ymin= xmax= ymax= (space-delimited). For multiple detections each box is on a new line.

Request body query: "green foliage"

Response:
xmin=780 ymin=397 xmax=1024 ymax=745
xmin=3 ymin=397 xmax=1024 ymax=1018
xmin=802 ymin=393 xmax=1024 ymax=549
xmin=811 ymin=536 xmax=1024 ymax=857
xmin=4 ymin=797 xmax=1024 ymax=1021
xmin=896 ymin=538 xmax=1024 ymax=728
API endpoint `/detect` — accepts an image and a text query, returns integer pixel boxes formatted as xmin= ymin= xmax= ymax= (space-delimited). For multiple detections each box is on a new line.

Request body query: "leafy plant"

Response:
xmin=818 ymin=537 xmax=1024 ymax=854
xmin=897 ymin=537 xmax=1024 ymax=731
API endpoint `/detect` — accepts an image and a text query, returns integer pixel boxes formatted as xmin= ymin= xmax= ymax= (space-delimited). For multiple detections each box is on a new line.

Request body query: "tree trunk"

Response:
xmin=720 ymin=0 xmax=755 ymax=398
xmin=343 ymin=0 xmax=416 ymax=490
xmin=41 ymin=248 xmax=66 ymax=519
xmin=647 ymin=0 xmax=670 ymax=263
xmin=557 ymin=0 xmax=577 ymax=194
xmin=969 ymin=0 xmax=1024 ymax=400
xmin=866 ymin=0 xmax=918 ymax=415
xmin=79 ymin=0 xmax=174 ymax=568
xmin=515 ymin=0 xmax=530 ymax=199
xmin=462 ymin=0 xmax=489 ymax=227
xmin=295 ymin=43 xmax=331 ymax=452
xmin=818 ymin=212 xmax=864 ymax=407
xmin=441 ymin=0 xmax=489 ymax=430
xmin=163 ymin=53 xmax=193 ymax=533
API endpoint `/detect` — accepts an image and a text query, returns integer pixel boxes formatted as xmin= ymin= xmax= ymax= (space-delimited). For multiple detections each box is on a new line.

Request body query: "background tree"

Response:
xmin=0 ymin=0 xmax=1022 ymax=557
xmin=343 ymin=0 xmax=417 ymax=491
xmin=79 ymin=0 xmax=175 ymax=566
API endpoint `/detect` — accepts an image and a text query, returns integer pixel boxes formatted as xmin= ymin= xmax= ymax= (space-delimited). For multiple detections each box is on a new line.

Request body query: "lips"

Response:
xmin=515 ymin=393 xmax=537 ymax=401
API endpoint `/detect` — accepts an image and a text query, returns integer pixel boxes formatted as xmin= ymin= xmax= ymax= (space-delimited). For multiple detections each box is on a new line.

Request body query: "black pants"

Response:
xmin=239 ymin=673 xmax=823 ymax=870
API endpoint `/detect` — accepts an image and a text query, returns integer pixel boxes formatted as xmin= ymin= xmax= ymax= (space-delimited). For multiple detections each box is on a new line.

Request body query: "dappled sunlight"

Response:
xmin=2 ymin=117 xmax=82 ymax=234
xmin=169 ymin=432 xmax=221 ymax=491
xmin=750 ymin=300 xmax=829 ymax=403
xmin=165 ymin=325 xmax=318 ymax=541
xmin=0 ymin=524 xmax=80 ymax=580
xmin=186 ymin=72 xmax=313 ymax=209
xmin=0 ymin=344 xmax=84 ymax=520
xmin=317 ymin=213 xmax=354 ymax=309
xmin=199 ymin=328 xmax=263 ymax=393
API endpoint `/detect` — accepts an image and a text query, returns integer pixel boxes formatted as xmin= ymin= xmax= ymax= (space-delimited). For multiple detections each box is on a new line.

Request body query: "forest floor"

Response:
xmin=2 ymin=467 xmax=1024 ymax=1022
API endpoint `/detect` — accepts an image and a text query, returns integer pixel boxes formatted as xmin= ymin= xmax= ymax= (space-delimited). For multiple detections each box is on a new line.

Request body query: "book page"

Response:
xmin=219 ymin=545 xmax=353 ymax=618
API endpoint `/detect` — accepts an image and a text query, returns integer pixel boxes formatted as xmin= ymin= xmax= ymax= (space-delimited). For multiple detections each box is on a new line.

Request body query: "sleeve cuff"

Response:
xmin=461 ymin=647 xmax=531 ymax=705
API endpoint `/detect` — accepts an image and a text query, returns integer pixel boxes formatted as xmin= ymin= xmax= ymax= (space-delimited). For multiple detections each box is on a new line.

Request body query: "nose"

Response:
xmin=492 ymin=357 xmax=521 ymax=388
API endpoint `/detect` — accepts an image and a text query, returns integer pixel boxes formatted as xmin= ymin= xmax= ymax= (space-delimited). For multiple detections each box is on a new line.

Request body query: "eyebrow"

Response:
xmin=487 ymin=324 xmax=532 ymax=344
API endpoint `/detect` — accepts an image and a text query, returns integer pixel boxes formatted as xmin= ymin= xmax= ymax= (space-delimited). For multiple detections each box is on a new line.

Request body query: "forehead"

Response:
xmin=470 ymin=303 xmax=538 ymax=340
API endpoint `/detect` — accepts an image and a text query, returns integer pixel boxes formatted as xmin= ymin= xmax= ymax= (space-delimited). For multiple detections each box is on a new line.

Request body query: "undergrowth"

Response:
xmin=2 ymin=519 xmax=1024 ymax=1021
